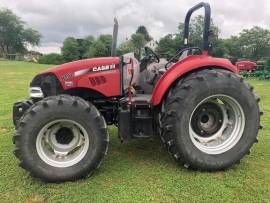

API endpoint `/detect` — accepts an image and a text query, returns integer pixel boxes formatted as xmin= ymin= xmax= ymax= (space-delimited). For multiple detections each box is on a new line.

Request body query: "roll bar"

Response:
xmin=183 ymin=2 xmax=211 ymax=51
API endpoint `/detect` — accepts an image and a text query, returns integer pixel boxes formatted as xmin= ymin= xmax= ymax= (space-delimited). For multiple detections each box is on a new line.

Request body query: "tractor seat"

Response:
xmin=138 ymin=59 xmax=168 ymax=94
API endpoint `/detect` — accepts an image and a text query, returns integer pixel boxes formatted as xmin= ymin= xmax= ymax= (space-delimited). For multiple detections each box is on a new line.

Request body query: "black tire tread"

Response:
xmin=13 ymin=95 xmax=109 ymax=182
xmin=160 ymin=69 xmax=261 ymax=171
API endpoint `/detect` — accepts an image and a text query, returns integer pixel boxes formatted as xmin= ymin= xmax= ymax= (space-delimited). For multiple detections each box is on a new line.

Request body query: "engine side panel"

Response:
xmin=151 ymin=55 xmax=238 ymax=106
xmin=41 ymin=57 xmax=121 ymax=97
xmin=77 ymin=69 xmax=121 ymax=97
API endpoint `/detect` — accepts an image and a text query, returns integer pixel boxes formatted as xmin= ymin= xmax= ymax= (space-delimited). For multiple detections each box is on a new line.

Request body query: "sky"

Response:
xmin=0 ymin=0 xmax=269 ymax=54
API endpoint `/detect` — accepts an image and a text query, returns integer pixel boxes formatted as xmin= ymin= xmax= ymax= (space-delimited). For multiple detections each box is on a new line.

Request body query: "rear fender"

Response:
xmin=151 ymin=55 xmax=238 ymax=106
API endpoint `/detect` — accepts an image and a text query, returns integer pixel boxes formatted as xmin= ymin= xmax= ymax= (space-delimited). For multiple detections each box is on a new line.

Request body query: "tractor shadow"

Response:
xmin=102 ymin=127 xmax=178 ymax=171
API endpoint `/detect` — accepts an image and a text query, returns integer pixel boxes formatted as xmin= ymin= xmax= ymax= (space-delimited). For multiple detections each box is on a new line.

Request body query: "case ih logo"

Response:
xmin=92 ymin=64 xmax=116 ymax=72
xmin=60 ymin=64 xmax=116 ymax=81
xmin=60 ymin=72 xmax=74 ymax=81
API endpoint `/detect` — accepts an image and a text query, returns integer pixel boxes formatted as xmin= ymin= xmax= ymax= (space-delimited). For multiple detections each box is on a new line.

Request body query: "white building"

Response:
xmin=145 ymin=40 xmax=158 ymax=51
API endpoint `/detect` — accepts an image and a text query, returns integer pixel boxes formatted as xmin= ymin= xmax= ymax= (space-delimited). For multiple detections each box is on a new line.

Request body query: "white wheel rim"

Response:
xmin=189 ymin=94 xmax=245 ymax=155
xmin=36 ymin=119 xmax=89 ymax=167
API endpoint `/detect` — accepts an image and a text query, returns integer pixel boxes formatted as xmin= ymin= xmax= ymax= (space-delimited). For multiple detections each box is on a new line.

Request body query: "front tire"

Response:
xmin=13 ymin=95 xmax=109 ymax=182
xmin=161 ymin=69 xmax=261 ymax=171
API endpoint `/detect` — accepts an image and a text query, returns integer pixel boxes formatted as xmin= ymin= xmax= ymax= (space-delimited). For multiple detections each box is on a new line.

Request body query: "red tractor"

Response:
xmin=235 ymin=60 xmax=257 ymax=71
xmin=13 ymin=2 xmax=261 ymax=182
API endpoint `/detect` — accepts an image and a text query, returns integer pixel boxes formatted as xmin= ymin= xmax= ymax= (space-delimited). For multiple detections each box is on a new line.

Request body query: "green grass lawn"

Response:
xmin=0 ymin=61 xmax=269 ymax=203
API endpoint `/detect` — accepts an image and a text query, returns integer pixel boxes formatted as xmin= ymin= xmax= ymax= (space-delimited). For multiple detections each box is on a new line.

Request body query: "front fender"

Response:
xmin=151 ymin=55 xmax=238 ymax=106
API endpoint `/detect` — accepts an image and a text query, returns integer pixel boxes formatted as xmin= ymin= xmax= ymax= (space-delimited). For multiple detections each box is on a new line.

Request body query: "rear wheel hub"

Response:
xmin=189 ymin=95 xmax=245 ymax=154
xmin=191 ymin=102 xmax=223 ymax=137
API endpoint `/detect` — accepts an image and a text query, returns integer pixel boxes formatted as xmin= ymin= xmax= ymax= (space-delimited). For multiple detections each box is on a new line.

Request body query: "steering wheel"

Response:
xmin=144 ymin=47 xmax=160 ymax=63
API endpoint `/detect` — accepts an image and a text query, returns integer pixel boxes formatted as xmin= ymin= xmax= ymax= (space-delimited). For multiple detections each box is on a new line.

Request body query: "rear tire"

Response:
xmin=13 ymin=95 xmax=109 ymax=182
xmin=161 ymin=69 xmax=261 ymax=171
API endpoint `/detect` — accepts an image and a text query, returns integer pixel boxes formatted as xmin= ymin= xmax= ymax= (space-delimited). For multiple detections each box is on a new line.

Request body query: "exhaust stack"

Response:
xmin=111 ymin=18 xmax=118 ymax=56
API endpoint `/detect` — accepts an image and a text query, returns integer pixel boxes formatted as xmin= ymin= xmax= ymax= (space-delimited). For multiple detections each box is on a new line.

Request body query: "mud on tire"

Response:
xmin=13 ymin=95 xmax=109 ymax=182
xmin=160 ymin=69 xmax=261 ymax=171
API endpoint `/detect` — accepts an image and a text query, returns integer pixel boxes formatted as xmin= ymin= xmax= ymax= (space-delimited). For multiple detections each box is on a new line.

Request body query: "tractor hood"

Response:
xmin=30 ymin=57 xmax=121 ymax=98
xmin=43 ymin=57 xmax=120 ymax=77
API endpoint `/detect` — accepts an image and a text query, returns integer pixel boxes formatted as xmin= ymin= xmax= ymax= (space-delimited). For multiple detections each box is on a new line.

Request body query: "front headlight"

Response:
xmin=29 ymin=87 xmax=44 ymax=98
xmin=30 ymin=73 xmax=63 ymax=97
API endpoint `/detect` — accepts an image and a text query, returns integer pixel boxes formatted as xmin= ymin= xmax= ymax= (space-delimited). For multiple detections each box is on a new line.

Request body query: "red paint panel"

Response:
xmin=42 ymin=57 xmax=121 ymax=97
xmin=236 ymin=60 xmax=256 ymax=71
xmin=151 ymin=55 xmax=238 ymax=106
xmin=78 ymin=69 xmax=121 ymax=97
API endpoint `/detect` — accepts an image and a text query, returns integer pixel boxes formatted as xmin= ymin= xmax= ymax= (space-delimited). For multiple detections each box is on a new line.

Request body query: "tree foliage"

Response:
xmin=156 ymin=15 xmax=270 ymax=60
xmin=116 ymin=26 xmax=150 ymax=58
xmin=178 ymin=15 xmax=219 ymax=48
xmin=156 ymin=15 xmax=221 ymax=59
xmin=156 ymin=34 xmax=182 ymax=59
xmin=55 ymin=16 xmax=270 ymax=64
xmin=136 ymin=26 xmax=152 ymax=42
xmin=236 ymin=27 xmax=270 ymax=60
xmin=0 ymin=8 xmax=41 ymax=55
xmin=95 ymin=34 xmax=113 ymax=57
xmin=60 ymin=25 xmax=150 ymax=62
xmin=2 ymin=7 xmax=270 ymax=63
xmin=76 ymin=35 xmax=95 ymax=59
xmin=116 ymin=40 xmax=134 ymax=56
xmin=131 ymin=33 xmax=146 ymax=59
xmin=85 ymin=34 xmax=112 ymax=58
xmin=61 ymin=37 xmax=80 ymax=62
xmin=38 ymin=53 xmax=64 ymax=65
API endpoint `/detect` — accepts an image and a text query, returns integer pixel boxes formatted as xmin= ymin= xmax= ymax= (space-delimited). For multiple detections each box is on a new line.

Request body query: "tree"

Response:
xmin=210 ymin=38 xmax=230 ymax=58
xmin=96 ymin=34 xmax=112 ymax=56
xmin=77 ymin=35 xmax=95 ymax=59
xmin=61 ymin=37 xmax=80 ymax=62
xmin=116 ymin=27 xmax=150 ymax=57
xmin=136 ymin=26 xmax=152 ymax=42
xmin=85 ymin=34 xmax=112 ymax=57
xmin=156 ymin=34 xmax=180 ymax=59
xmin=157 ymin=15 xmax=225 ymax=59
xmin=62 ymin=35 xmax=95 ymax=60
xmin=116 ymin=40 xmax=134 ymax=56
xmin=220 ymin=27 xmax=270 ymax=60
xmin=0 ymin=8 xmax=41 ymax=55
xmin=86 ymin=46 xmax=97 ymax=58
xmin=131 ymin=33 xmax=146 ymax=59
xmin=223 ymin=36 xmax=242 ymax=59
xmin=39 ymin=53 xmax=64 ymax=65
xmin=178 ymin=15 xmax=219 ymax=48
xmin=238 ymin=26 xmax=270 ymax=60
xmin=93 ymin=40 xmax=107 ymax=57
xmin=82 ymin=35 xmax=95 ymax=58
